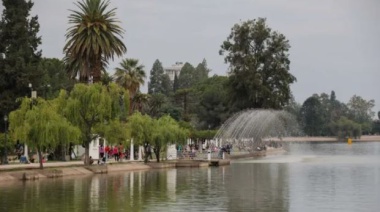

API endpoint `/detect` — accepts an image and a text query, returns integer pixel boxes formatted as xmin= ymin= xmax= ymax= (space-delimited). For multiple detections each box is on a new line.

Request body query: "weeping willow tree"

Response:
xmin=152 ymin=115 xmax=188 ymax=162
xmin=57 ymin=83 xmax=129 ymax=165
xmin=9 ymin=98 xmax=81 ymax=169
xmin=128 ymin=112 xmax=154 ymax=163
xmin=128 ymin=113 xmax=188 ymax=163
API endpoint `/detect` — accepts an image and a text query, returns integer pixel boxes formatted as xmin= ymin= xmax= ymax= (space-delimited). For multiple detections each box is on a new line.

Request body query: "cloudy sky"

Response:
xmin=3 ymin=0 xmax=379 ymax=112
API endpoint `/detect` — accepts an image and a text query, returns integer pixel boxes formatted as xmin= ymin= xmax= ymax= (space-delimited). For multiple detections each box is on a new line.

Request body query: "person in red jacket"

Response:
xmin=113 ymin=146 xmax=119 ymax=161
xmin=105 ymin=145 xmax=110 ymax=161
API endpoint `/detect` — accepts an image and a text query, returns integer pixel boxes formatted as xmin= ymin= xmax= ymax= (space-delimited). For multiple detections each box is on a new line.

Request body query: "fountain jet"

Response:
xmin=214 ymin=109 xmax=300 ymax=151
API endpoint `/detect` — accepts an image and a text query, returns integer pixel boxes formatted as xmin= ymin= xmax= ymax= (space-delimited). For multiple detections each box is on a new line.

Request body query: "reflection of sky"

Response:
xmin=1 ymin=143 xmax=379 ymax=211
xmin=285 ymin=143 xmax=380 ymax=212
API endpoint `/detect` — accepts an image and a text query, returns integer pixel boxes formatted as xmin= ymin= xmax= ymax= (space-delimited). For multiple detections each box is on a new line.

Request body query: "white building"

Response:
xmin=164 ymin=62 xmax=184 ymax=81
xmin=74 ymin=137 xmax=106 ymax=160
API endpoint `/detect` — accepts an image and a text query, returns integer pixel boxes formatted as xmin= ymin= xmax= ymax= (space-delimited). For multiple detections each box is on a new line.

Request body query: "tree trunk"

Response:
xmin=37 ymin=145 xmax=43 ymax=169
xmin=84 ymin=141 xmax=90 ymax=165
xmin=92 ymin=58 xmax=102 ymax=83
xmin=155 ymin=146 xmax=160 ymax=163
xmin=144 ymin=147 xmax=148 ymax=163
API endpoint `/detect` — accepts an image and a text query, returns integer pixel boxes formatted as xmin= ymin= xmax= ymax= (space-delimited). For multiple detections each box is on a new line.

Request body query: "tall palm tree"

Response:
xmin=63 ymin=0 xmax=126 ymax=83
xmin=114 ymin=58 xmax=146 ymax=113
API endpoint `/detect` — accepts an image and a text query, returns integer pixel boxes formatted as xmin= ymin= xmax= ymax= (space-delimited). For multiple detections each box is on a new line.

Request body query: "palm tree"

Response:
xmin=114 ymin=58 xmax=146 ymax=113
xmin=63 ymin=0 xmax=126 ymax=83
xmin=132 ymin=93 xmax=150 ymax=113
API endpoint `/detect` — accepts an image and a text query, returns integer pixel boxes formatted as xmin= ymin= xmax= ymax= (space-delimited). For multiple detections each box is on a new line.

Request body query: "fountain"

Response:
xmin=214 ymin=109 xmax=300 ymax=151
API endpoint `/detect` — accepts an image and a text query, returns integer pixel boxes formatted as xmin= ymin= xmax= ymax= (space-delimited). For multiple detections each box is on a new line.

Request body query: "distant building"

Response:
xmin=164 ymin=62 xmax=184 ymax=81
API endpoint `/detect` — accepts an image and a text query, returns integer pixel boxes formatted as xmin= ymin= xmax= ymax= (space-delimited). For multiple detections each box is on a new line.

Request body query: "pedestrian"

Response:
xmin=118 ymin=143 xmax=123 ymax=162
xmin=113 ymin=146 xmax=119 ymax=161
xmin=98 ymin=144 xmax=104 ymax=164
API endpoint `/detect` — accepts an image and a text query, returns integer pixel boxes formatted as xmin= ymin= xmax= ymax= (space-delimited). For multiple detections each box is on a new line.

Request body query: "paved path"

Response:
xmin=0 ymin=160 xmax=144 ymax=171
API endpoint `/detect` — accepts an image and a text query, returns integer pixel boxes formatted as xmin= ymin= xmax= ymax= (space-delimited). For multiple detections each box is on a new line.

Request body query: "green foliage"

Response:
xmin=193 ymin=75 xmax=229 ymax=129
xmin=39 ymin=58 xmax=75 ymax=99
xmin=220 ymin=18 xmax=296 ymax=111
xmin=128 ymin=113 xmax=188 ymax=162
xmin=178 ymin=63 xmax=195 ymax=89
xmin=9 ymin=97 xmax=81 ymax=168
xmin=347 ymin=95 xmax=375 ymax=134
xmin=61 ymin=83 xmax=129 ymax=165
xmin=101 ymin=70 xmax=114 ymax=86
xmin=161 ymin=74 xmax=173 ymax=96
xmin=193 ymin=59 xmax=210 ymax=83
xmin=173 ymin=73 xmax=179 ymax=93
xmin=0 ymin=0 xmax=42 ymax=117
xmin=330 ymin=116 xmax=362 ymax=139
xmin=147 ymin=93 xmax=167 ymax=118
xmin=372 ymin=119 xmax=380 ymax=135
xmin=94 ymin=119 xmax=129 ymax=146
xmin=114 ymin=58 xmax=146 ymax=97
xmin=128 ymin=112 xmax=154 ymax=146
xmin=152 ymin=115 xmax=188 ymax=162
xmin=174 ymin=88 xmax=193 ymax=122
xmin=63 ymin=0 xmax=126 ymax=83
xmin=148 ymin=59 xmax=171 ymax=95
xmin=191 ymin=130 xmax=217 ymax=140
xmin=114 ymin=58 xmax=146 ymax=114
xmin=300 ymin=96 xmax=324 ymax=136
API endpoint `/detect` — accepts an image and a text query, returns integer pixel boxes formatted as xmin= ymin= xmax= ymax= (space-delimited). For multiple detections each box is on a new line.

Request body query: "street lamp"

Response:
xmin=28 ymin=83 xmax=32 ymax=97
xmin=3 ymin=115 xmax=8 ymax=164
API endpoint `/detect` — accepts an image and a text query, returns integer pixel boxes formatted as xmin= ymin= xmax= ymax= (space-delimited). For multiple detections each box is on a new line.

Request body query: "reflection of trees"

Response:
xmin=225 ymin=163 xmax=289 ymax=212
xmin=0 ymin=164 xmax=288 ymax=211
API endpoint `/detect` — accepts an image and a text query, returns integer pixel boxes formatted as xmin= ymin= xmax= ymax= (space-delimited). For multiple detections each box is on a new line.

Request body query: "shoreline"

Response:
xmin=265 ymin=135 xmax=380 ymax=142
xmin=1 ymin=135 xmax=379 ymax=182
xmin=0 ymin=159 xmax=229 ymax=182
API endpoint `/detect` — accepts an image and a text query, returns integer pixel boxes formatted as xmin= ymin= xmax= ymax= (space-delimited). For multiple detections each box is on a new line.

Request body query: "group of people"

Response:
xmin=97 ymin=143 xmax=130 ymax=164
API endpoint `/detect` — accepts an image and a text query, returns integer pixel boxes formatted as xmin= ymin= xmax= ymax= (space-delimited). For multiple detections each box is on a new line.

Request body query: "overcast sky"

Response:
xmin=2 ymin=0 xmax=379 ymax=112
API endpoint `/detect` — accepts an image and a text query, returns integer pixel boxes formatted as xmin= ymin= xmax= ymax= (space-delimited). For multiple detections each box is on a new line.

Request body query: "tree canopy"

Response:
xmin=59 ymin=83 xmax=129 ymax=165
xmin=9 ymin=97 xmax=81 ymax=168
xmin=63 ymin=0 xmax=126 ymax=83
xmin=220 ymin=18 xmax=296 ymax=111
xmin=0 ymin=0 xmax=42 ymax=118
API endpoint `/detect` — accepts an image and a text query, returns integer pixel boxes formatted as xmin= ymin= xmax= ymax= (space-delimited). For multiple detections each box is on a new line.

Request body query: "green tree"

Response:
xmin=152 ymin=115 xmax=188 ymax=162
xmin=128 ymin=112 xmax=154 ymax=163
xmin=173 ymin=73 xmax=179 ymax=92
xmin=347 ymin=95 xmax=375 ymax=134
xmin=194 ymin=59 xmax=210 ymax=83
xmin=63 ymin=0 xmax=126 ymax=83
xmin=330 ymin=116 xmax=362 ymax=139
xmin=114 ymin=58 xmax=146 ymax=113
xmin=148 ymin=59 xmax=165 ymax=94
xmin=300 ymin=96 xmax=324 ymax=136
xmin=39 ymin=58 xmax=75 ymax=98
xmin=101 ymin=70 xmax=114 ymax=86
xmin=132 ymin=92 xmax=150 ymax=113
xmin=175 ymin=88 xmax=193 ymax=122
xmin=220 ymin=18 xmax=296 ymax=110
xmin=147 ymin=93 xmax=167 ymax=118
xmin=178 ymin=62 xmax=195 ymax=89
xmin=0 ymin=0 xmax=42 ymax=121
xmin=9 ymin=97 xmax=81 ymax=169
xmin=59 ymin=83 xmax=129 ymax=165
xmin=193 ymin=75 xmax=229 ymax=129
xmin=284 ymin=95 xmax=301 ymax=123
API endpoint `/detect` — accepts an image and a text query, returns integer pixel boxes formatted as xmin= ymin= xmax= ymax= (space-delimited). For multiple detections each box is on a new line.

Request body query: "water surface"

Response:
xmin=0 ymin=142 xmax=379 ymax=212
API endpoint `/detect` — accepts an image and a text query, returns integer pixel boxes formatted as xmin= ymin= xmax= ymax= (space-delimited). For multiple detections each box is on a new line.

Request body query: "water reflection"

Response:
xmin=0 ymin=142 xmax=379 ymax=212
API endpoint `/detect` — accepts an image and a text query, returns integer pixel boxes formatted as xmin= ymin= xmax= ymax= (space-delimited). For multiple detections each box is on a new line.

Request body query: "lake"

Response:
xmin=1 ymin=141 xmax=379 ymax=212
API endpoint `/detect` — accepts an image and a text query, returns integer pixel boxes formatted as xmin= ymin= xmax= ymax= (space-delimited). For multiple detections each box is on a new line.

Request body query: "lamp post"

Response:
xmin=28 ymin=83 xmax=33 ymax=98
xmin=3 ymin=115 xmax=8 ymax=164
